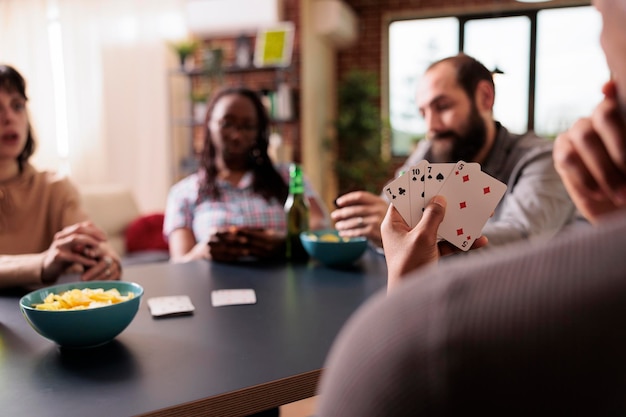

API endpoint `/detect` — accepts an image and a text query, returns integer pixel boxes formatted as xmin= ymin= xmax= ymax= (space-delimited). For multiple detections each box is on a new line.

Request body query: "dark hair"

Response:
xmin=0 ymin=65 xmax=35 ymax=170
xmin=428 ymin=53 xmax=495 ymax=101
xmin=198 ymin=86 xmax=288 ymax=203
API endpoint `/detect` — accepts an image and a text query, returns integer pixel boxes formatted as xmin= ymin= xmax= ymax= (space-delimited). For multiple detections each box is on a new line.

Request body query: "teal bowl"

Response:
xmin=300 ymin=230 xmax=368 ymax=266
xmin=20 ymin=281 xmax=143 ymax=348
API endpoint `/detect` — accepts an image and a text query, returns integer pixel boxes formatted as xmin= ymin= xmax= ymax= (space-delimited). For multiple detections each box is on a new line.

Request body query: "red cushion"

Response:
xmin=125 ymin=213 xmax=169 ymax=254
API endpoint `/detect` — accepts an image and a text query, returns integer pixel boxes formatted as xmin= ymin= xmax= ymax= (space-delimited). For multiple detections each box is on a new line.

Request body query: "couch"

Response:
xmin=80 ymin=184 xmax=169 ymax=265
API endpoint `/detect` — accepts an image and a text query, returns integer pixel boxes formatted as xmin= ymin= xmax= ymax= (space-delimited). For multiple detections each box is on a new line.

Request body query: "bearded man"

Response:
xmin=332 ymin=53 xmax=577 ymax=248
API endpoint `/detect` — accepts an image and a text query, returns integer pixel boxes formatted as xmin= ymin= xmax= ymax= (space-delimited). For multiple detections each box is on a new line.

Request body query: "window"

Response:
xmin=464 ymin=16 xmax=530 ymax=135
xmin=389 ymin=17 xmax=457 ymax=155
xmin=388 ymin=6 xmax=608 ymax=156
xmin=535 ymin=7 xmax=608 ymax=137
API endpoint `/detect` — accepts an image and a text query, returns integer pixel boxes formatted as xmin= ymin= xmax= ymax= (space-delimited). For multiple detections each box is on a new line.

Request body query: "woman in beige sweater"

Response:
xmin=0 ymin=64 xmax=120 ymax=288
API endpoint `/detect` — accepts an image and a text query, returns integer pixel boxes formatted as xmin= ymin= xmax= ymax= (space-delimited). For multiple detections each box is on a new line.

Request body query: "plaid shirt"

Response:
xmin=164 ymin=164 xmax=316 ymax=243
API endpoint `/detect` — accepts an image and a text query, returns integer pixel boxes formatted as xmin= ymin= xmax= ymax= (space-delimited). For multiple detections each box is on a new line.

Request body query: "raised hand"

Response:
xmin=554 ymin=80 xmax=626 ymax=224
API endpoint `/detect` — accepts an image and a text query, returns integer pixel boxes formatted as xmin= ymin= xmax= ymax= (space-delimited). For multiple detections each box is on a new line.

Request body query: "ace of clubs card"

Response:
xmin=383 ymin=172 xmax=413 ymax=227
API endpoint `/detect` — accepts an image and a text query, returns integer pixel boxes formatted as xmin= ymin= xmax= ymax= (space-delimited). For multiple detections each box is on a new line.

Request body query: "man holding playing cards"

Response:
xmin=317 ymin=0 xmax=626 ymax=415
xmin=332 ymin=53 xmax=577 ymax=249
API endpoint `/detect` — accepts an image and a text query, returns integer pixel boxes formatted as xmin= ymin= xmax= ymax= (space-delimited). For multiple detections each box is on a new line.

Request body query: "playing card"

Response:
xmin=407 ymin=159 xmax=428 ymax=227
xmin=423 ymin=162 xmax=456 ymax=209
xmin=211 ymin=289 xmax=257 ymax=307
xmin=437 ymin=161 xmax=507 ymax=251
xmin=383 ymin=172 xmax=413 ymax=227
xmin=147 ymin=295 xmax=195 ymax=317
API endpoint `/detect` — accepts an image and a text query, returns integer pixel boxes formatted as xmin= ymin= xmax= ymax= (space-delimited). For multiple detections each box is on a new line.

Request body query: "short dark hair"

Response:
xmin=428 ymin=53 xmax=495 ymax=100
xmin=0 ymin=64 xmax=36 ymax=170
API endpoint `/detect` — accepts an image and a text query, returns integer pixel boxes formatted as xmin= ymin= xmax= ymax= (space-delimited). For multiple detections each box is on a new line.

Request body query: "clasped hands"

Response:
xmin=207 ymin=226 xmax=285 ymax=262
xmin=42 ymin=221 xmax=121 ymax=284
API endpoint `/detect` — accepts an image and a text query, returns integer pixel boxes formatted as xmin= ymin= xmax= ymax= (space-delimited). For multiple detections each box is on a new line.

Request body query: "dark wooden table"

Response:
xmin=0 ymin=250 xmax=387 ymax=416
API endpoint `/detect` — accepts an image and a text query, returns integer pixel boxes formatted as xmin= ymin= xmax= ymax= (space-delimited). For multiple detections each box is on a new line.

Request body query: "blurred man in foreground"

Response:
xmin=317 ymin=0 xmax=626 ymax=415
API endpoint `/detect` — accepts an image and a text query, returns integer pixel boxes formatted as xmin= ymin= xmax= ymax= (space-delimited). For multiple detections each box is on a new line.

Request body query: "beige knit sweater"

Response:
xmin=0 ymin=163 xmax=88 ymax=288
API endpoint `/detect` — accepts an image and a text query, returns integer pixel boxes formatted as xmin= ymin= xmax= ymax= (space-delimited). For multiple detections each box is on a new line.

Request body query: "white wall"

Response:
xmin=300 ymin=0 xmax=358 ymax=209
xmin=0 ymin=0 xmax=187 ymax=213
xmin=101 ymin=44 xmax=172 ymax=212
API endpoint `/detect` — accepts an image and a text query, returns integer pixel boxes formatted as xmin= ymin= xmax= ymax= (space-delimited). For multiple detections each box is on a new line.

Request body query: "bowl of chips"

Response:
xmin=300 ymin=230 xmax=368 ymax=267
xmin=20 ymin=281 xmax=143 ymax=348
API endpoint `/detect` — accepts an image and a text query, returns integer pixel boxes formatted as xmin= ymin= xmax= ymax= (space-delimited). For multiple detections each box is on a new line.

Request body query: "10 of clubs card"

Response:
xmin=385 ymin=160 xmax=507 ymax=251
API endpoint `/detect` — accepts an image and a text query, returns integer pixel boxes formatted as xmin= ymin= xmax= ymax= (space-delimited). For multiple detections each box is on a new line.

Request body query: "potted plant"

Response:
xmin=332 ymin=70 xmax=392 ymax=195
xmin=169 ymin=39 xmax=198 ymax=70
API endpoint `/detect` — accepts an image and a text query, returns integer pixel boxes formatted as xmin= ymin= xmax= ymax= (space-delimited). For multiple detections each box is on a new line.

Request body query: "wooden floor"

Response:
xmin=279 ymin=396 xmax=317 ymax=417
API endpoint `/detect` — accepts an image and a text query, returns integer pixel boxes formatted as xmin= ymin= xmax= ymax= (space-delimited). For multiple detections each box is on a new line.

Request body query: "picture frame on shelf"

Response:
xmin=253 ymin=22 xmax=294 ymax=68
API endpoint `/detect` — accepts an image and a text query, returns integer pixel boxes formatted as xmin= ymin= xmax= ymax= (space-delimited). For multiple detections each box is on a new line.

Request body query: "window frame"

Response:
xmin=382 ymin=1 xmax=594 ymax=159
xmin=459 ymin=10 xmax=537 ymax=130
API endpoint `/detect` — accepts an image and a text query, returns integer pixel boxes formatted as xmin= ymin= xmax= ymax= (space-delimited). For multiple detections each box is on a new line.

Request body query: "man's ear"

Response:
xmin=475 ymin=80 xmax=495 ymax=112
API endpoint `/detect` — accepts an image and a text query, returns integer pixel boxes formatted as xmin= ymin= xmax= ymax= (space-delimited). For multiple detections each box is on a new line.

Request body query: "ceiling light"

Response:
xmin=515 ymin=0 xmax=553 ymax=3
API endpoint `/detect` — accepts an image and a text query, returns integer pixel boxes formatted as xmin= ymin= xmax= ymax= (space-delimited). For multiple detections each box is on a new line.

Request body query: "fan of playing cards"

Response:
xmin=384 ymin=160 xmax=507 ymax=251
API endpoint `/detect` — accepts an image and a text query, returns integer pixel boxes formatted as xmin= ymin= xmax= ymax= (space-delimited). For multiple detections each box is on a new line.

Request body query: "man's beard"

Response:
xmin=429 ymin=104 xmax=487 ymax=163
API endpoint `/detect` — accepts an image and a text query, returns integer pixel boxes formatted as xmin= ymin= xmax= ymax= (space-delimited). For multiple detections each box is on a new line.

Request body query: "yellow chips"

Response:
xmin=306 ymin=233 xmax=350 ymax=243
xmin=33 ymin=288 xmax=135 ymax=311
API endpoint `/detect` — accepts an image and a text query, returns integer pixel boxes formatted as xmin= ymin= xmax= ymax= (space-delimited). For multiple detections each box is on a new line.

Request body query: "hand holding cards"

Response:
xmin=384 ymin=160 xmax=507 ymax=251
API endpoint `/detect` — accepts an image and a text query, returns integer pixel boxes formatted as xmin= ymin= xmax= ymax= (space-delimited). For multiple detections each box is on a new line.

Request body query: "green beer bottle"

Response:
xmin=284 ymin=163 xmax=310 ymax=262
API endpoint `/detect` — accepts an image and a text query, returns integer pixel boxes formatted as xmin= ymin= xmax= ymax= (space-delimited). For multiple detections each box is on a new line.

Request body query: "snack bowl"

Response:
xmin=300 ymin=230 xmax=368 ymax=267
xmin=20 ymin=280 xmax=143 ymax=349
